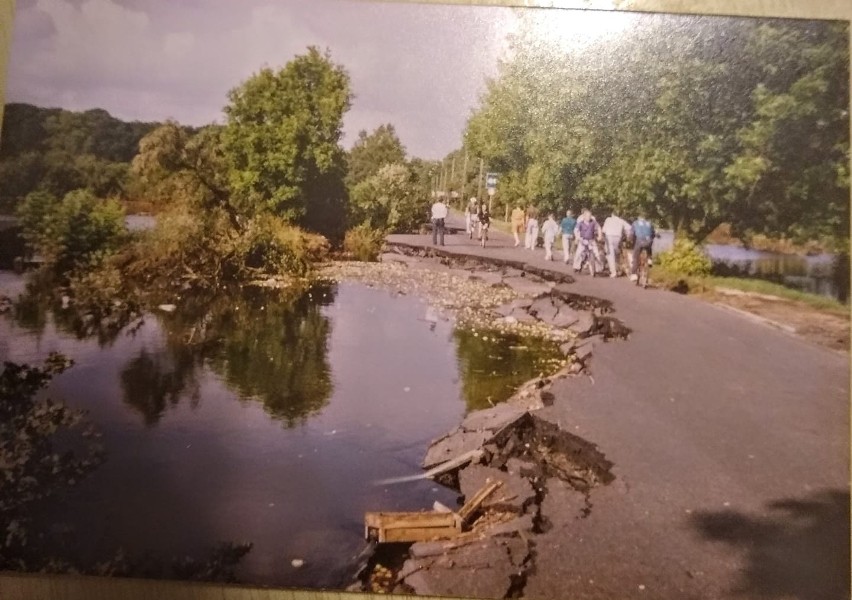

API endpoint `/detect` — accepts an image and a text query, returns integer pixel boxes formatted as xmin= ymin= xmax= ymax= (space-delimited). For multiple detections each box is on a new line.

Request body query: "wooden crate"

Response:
xmin=364 ymin=511 xmax=460 ymax=543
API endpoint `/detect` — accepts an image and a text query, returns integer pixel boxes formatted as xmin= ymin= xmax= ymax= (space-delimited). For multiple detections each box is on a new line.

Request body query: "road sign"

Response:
xmin=485 ymin=172 xmax=498 ymax=191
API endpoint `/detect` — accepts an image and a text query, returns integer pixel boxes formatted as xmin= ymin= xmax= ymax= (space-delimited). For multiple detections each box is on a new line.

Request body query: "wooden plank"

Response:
xmin=458 ymin=481 xmax=502 ymax=524
xmin=381 ymin=526 xmax=459 ymax=543
xmin=365 ymin=512 xmax=456 ymax=529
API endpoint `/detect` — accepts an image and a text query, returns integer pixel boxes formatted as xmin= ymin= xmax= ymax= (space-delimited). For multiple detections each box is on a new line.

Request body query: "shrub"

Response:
xmin=17 ymin=189 xmax=127 ymax=274
xmin=657 ymin=239 xmax=713 ymax=277
xmin=239 ymin=215 xmax=330 ymax=277
xmin=343 ymin=224 xmax=385 ymax=261
xmin=349 ymin=163 xmax=423 ymax=233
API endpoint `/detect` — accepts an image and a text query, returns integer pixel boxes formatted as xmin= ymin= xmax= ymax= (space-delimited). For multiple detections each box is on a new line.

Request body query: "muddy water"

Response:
xmin=0 ymin=276 xmax=561 ymax=588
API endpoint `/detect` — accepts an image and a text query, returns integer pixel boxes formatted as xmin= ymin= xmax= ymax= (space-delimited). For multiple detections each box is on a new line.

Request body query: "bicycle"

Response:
xmin=576 ymin=239 xmax=597 ymax=277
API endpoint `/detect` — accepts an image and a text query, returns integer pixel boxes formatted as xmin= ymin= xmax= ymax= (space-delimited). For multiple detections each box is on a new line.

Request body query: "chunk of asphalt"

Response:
xmin=503 ymin=276 xmax=552 ymax=298
xmin=423 ymin=429 xmax=493 ymax=469
xmin=461 ymin=404 xmax=528 ymax=434
xmin=459 ymin=464 xmax=536 ymax=514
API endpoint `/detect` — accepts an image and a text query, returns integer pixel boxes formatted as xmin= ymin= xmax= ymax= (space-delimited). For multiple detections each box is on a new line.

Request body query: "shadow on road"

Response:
xmin=691 ymin=489 xmax=850 ymax=600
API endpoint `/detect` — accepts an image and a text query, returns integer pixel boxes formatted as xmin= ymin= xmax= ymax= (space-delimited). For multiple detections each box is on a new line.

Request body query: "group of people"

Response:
xmin=511 ymin=205 xmax=655 ymax=280
xmin=429 ymin=196 xmax=654 ymax=281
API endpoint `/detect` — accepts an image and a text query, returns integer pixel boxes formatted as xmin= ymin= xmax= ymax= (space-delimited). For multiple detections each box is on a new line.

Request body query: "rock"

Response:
xmin=573 ymin=336 xmax=600 ymax=361
xmin=459 ymin=465 xmax=536 ymax=514
xmin=508 ymin=389 xmax=552 ymax=411
xmin=423 ymin=429 xmax=492 ymax=469
xmin=291 ymin=559 xmax=305 ymax=568
xmin=502 ymin=276 xmax=551 ymax=298
xmin=529 ymin=297 xmax=558 ymax=323
xmin=461 ymin=404 xmax=527 ymax=434
xmin=470 ymin=270 xmax=504 ymax=287
xmin=568 ymin=310 xmax=595 ymax=336
xmin=506 ymin=457 xmax=537 ymax=477
xmin=158 ymin=304 xmax=177 ymax=313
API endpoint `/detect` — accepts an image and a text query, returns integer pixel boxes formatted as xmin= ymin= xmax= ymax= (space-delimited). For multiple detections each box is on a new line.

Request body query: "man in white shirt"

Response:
xmin=602 ymin=209 xmax=631 ymax=277
xmin=431 ymin=198 xmax=448 ymax=246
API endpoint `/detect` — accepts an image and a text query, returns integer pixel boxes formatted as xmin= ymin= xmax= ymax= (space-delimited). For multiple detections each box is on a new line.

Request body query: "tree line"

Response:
xmin=461 ymin=15 xmax=849 ymax=249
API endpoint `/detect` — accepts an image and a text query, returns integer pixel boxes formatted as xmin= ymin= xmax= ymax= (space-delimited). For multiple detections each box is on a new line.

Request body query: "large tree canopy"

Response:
xmin=464 ymin=16 xmax=849 ymax=245
xmin=346 ymin=124 xmax=407 ymax=188
xmin=222 ymin=47 xmax=351 ymax=239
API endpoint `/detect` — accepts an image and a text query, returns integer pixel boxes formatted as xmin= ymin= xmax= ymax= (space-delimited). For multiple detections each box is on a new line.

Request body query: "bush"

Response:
xmin=17 ymin=189 xmax=126 ymax=274
xmin=343 ymin=224 xmax=385 ymax=261
xmin=238 ymin=215 xmax=330 ymax=277
xmin=349 ymin=163 xmax=423 ymax=233
xmin=657 ymin=239 xmax=713 ymax=277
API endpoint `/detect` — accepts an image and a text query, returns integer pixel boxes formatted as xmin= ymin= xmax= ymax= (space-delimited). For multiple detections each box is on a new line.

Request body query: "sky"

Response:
xmin=6 ymin=0 xmax=637 ymax=159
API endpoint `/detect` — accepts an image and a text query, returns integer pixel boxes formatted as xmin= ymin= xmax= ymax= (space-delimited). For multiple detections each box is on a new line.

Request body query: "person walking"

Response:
xmin=560 ymin=209 xmax=577 ymax=264
xmin=524 ymin=205 xmax=539 ymax=250
xmin=541 ymin=213 xmax=560 ymax=261
xmin=510 ymin=204 xmax=526 ymax=247
xmin=573 ymin=209 xmax=602 ymax=273
xmin=466 ymin=197 xmax=479 ymax=240
xmin=602 ymin=209 xmax=631 ymax=277
xmin=477 ymin=204 xmax=491 ymax=247
xmin=431 ymin=196 xmax=448 ymax=246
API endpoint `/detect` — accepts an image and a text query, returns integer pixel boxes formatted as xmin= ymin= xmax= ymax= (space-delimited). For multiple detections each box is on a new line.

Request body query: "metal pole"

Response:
xmin=450 ymin=156 xmax=456 ymax=196
xmin=477 ymin=158 xmax=484 ymax=201
xmin=460 ymin=151 xmax=469 ymax=210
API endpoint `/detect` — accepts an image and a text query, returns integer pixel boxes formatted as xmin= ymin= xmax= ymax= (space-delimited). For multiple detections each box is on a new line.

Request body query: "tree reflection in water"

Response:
xmin=453 ymin=328 xmax=563 ymax=412
xmin=119 ymin=283 xmax=336 ymax=427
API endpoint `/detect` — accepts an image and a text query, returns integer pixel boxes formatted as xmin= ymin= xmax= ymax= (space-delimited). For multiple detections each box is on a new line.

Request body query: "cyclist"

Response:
xmin=560 ymin=209 xmax=577 ymax=264
xmin=630 ymin=213 xmax=656 ymax=282
xmin=466 ymin=197 xmax=479 ymax=239
xmin=572 ymin=209 xmax=602 ymax=273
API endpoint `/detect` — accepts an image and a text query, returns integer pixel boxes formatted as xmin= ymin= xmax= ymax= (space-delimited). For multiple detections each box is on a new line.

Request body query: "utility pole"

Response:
xmin=477 ymin=158 xmax=484 ymax=201
xmin=461 ymin=151 xmax=469 ymax=209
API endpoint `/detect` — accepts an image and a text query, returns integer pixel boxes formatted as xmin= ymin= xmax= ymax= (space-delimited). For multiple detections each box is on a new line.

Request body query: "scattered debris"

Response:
xmin=157 ymin=304 xmax=177 ymax=313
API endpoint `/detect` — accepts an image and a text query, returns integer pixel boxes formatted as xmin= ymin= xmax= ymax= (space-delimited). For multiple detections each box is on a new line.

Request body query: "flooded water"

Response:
xmin=655 ymin=231 xmax=846 ymax=302
xmin=0 ymin=275 xmax=560 ymax=588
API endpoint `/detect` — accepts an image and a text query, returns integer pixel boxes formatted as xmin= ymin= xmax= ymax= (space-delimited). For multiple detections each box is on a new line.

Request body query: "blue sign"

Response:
xmin=486 ymin=172 xmax=498 ymax=191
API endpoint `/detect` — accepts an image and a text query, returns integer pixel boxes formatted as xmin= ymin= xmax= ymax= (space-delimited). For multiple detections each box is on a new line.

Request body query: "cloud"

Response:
xmin=5 ymin=0 xmax=517 ymax=158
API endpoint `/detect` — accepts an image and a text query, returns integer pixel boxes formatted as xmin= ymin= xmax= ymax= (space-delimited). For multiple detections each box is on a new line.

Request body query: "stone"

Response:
xmin=568 ymin=310 xmax=596 ymax=336
xmin=573 ymin=336 xmax=600 ymax=361
xmin=510 ymin=308 xmax=538 ymax=324
xmin=423 ymin=429 xmax=493 ymax=469
xmin=529 ymin=297 xmax=558 ymax=323
xmin=506 ymin=457 xmax=537 ymax=477
xmin=559 ymin=341 xmax=576 ymax=356
xmin=461 ymin=404 xmax=527 ymax=434
xmin=410 ymin=541 xmax=454 ymax=559
xmin=459 ymin=464 xmax=536 ymax=513
xmin=502 ymin=276 xmax=551 ymax=298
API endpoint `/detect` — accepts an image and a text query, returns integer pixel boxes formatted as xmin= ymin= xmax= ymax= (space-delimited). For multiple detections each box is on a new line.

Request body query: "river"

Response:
xmin=0 ymin=274 xmax=561 ymax=588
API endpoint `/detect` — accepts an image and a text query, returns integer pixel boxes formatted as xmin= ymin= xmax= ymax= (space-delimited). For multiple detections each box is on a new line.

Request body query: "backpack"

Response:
xmin=633 ymin=219 xmax=653 ymax=240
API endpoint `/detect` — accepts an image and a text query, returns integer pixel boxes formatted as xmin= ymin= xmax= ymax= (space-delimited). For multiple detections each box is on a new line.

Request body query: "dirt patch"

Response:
xmin=708 ymin=292 xmax=849 ymax=353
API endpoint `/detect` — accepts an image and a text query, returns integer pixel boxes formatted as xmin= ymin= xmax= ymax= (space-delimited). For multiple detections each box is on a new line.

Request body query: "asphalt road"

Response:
xmin=389 ymin=213 xmax=850 ymax=600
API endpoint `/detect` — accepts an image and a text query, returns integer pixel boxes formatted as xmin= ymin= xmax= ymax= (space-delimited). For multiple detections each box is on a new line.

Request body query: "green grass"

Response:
xmin=653 ymin=266 xmax=849 ymax=315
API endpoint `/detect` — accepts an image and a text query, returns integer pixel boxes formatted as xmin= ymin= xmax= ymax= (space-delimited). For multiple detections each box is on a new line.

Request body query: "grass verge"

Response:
xmin=652 ymin=266 xmax=849 ymax=315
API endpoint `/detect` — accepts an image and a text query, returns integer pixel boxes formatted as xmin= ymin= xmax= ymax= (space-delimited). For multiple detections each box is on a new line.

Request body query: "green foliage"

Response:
xmin=464 ymin=17 xmax=849 ymax=245
xmin=0 ymin=103 xmax=158 ymax=209
xmin=343 ymin=224 xmax=385 ymax=261
xmin=346 ymin=124 xmax=406 ymax=188
xmin=0 ymin=354 xmax=104 ymax=571
xmin=237 ymin=215 xmax=330 ymax=277
xmin=17 ymin=189 xmax=127 ymax=274
xmin=350 ymin=163 xmax=424 ymax=233
xmin=657 ymin=239 xmax=713 ymax=277
xmin=223 ymin=47 xmax=351 ymax=239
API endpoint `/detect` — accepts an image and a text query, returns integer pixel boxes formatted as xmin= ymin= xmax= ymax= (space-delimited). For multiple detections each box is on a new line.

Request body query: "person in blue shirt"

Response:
xmin=630 ymin=214 xmax=656 ymax=281
xmin=560 ymin=209 xmax=577 ymax=264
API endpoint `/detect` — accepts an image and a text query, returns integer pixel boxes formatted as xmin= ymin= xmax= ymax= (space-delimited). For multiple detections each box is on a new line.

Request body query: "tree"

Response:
xmin=222 ymin=47 xmax=351 ymax=239
xmin=346 ymin=124 xmax=406 ymax=188
xmin=350 ymin=163 xmax=424 ymax=233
